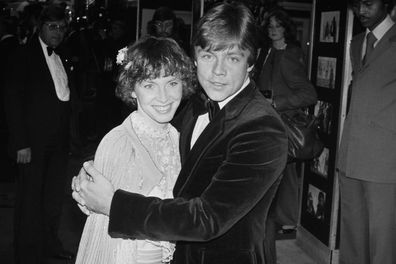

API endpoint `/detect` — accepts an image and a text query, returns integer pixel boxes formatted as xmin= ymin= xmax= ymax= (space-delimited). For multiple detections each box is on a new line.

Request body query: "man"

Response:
xmin=4 ymin=4 xmax=74 ymax=263
xmin=338 ymin=1 xmax=396 ymax=263
xmin=73 ymin=2 xmax=288 ymax=264
xmin=147 ymin=6 xmax=188 ymax=54
xmin=0 ymin=15 xmax=19 ymax=154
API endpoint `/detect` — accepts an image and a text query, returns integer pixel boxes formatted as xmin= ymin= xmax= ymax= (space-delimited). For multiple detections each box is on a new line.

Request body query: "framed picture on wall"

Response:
xmin=306 ymin=184 xmax=327 ymax=222
xmin=319 ymin=11 xmax=340 ymax=43
xmin=310 ymin=147 xmax=329 ymax=178
xmin=316 ymin=56 xmax=337 ymax=89
xmin=314 ymin=101 xmax=334 ymax=135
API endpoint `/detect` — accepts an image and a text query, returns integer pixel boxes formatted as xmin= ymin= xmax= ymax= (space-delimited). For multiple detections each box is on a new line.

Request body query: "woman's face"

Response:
xmin=132 ymin=73 xmax=183 ymax=126
xmin=267 ymin=17 xmax=285 ymax=42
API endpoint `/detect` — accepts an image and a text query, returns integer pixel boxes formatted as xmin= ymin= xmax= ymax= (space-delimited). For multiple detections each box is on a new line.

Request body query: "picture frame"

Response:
xmin=306 ymin=184 xmax=327 ymax=222
xmin=316 ymin=56 xmax=337 ymax=89
xmin=310 ymin=147 xmax=330 ymax=178
xmin=319 ymin=11 xmax=340 ymax=43
xmin=314 ymin=100 xmax=334 ymax=135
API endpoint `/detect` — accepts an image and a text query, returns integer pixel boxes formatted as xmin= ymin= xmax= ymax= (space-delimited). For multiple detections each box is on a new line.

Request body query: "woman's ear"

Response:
xmin=131 ymin=91 xmax=137 ymax=99
xmin=194 ymin=61 xmax=197 ymax=67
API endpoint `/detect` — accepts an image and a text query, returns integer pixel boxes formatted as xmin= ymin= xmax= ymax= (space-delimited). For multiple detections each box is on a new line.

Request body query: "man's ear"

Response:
xmin=194 ymin=60 xmax=197 ymax=66
xmin=247 ymin=65 xmax=254 ymax=73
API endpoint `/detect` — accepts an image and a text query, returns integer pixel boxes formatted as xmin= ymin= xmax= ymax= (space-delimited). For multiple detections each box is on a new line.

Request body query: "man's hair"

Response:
xmin=116 ymin=36 xmax=197 ymax=106
xmin=192 ymin=1 xmax=259 ymax=66
xmin=347 ymin=0 xmax=394 ymax=11
xmin=152 ymin=6 xmax=176 ymax=22
xmin=38 ymin=4 xmax=67 ymax=27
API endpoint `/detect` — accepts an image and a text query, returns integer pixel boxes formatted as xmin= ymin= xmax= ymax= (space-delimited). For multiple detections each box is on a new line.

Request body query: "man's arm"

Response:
xmin=107 ymin=115 xmax=287 ymax=242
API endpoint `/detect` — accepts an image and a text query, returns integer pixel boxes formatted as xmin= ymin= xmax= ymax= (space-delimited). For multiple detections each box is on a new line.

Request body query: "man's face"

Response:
xmin=195 ymin=45 xmax=253 ymax=102
xmin=154 ymin=19 xmax=174 ymax=37
xmin=39 ymin=19 xmax=67 ymax=48
xmin=352 ymin=0 xmax=388 ymax=30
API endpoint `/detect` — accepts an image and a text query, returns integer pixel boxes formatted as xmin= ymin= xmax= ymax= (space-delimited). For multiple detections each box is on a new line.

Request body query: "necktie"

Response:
xmin=47 ymin=46 xmax=57 ymax=56
xmin=207 ymin=99 xmax=220 ymax=121
xmin=363 ymin=32 xmax=376 ymax=64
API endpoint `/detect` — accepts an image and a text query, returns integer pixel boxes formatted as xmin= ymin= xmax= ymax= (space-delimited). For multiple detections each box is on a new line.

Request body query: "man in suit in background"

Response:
xmin=338 ymin=1 xmax=396 ymax=263
xmin=4 ymin=4 xmax=74 ymax=264
xmin=72 ymin=2 xmax=288 ymax=264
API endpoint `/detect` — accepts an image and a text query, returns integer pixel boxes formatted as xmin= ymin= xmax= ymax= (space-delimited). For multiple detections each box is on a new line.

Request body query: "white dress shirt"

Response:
xmin=190 ymin=77 xmax=251 ymax=148
xmin=39 ymin=36 xmax=70 ymax=101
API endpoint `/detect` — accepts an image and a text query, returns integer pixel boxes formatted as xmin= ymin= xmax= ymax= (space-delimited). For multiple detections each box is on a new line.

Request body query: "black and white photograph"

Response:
xmin=314 ymin=101 xmax=333 ymax=135
xmin=306 ymin=184 xmax=326 ymax=222
xmin=319 ymin=11 xmax=340 ymax=43
xmin=311 ymin=147 xmax=329 ymax=178
xmin=316 ymin=56 xmax=337 ymax=89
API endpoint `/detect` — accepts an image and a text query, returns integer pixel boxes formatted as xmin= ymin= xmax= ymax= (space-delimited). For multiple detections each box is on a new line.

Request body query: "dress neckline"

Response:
xmin=131 ymin=111 xmax=170 ymax=139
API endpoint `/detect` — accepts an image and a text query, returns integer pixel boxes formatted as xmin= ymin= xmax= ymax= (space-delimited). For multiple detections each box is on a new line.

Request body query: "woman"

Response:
xmin=75 ymin=36 xmax=196 ymax=264
xmin=255 ymin=8 xmax=317 ymax=264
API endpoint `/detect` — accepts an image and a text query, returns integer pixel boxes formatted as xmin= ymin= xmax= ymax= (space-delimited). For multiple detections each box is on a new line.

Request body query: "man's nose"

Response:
xmin=213 ymin=58 xmax=226 ymax=76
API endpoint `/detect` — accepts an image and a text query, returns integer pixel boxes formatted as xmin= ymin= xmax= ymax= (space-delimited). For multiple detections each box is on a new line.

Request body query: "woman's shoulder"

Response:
xmin=96 ymin=116 xmax=137 ymax=153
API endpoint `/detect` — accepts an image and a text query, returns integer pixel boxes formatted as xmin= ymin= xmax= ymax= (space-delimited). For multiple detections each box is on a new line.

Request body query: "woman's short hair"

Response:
xmin=192 ymin=1 xmax=259 ymax=66
xmin=116 ymin=36 xmax=197 ymax=106
xmin=264 ymin=7 xmax=298 ymax=45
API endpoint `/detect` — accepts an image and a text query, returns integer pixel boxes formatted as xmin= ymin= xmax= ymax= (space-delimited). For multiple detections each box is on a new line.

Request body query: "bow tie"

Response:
xmin=47 ymin=46 xmax=58 ymax=56
xmin=206 ymin=99 xmax=220 ymax=121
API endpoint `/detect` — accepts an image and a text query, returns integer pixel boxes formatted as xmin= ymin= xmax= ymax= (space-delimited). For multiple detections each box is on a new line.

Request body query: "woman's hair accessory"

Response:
xmin=116 ymin=47 xmax=128 ymax=65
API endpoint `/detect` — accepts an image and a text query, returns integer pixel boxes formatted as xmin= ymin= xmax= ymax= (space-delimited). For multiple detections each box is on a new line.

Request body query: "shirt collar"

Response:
xmin=38 ymin=36 xmax=53 ymax=57
xmin=367 ymin=15 xmax=395 ymax=43
xmin=218 ymin=77 xmax=250 ymax=110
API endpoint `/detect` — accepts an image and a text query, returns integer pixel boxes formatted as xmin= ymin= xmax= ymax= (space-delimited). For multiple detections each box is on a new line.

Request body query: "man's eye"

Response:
xmin=169 ymin=81 xmax=179 ymax=87
xmin=230 ymin=57 xmax=240 ymax=63
xmin=201 ymin=54 xmax=212 ymax=60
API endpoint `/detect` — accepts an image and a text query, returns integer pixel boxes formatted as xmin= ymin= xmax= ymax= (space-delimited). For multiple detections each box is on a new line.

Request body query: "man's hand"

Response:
xmin=17 ymin=148 xmax=31 ymax=164
xmin=71 ymin=161 xmax=115 ymax=216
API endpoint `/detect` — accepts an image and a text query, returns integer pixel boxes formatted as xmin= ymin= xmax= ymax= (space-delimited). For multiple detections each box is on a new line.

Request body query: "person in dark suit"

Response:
xmin=72 ymin=2 xmax=288 ymax=264
xmin=4 ymin=4 xmax=74 ymax=263
xmin=0 ymin=15 xmax=19 ymax=167
xmin=254 ymin=8 xmax=317 ymax=264
xmin=338 ymin=1 xmax=396 ymax=263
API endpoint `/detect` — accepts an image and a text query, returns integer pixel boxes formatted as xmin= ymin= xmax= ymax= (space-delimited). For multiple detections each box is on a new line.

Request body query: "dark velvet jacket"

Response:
xmin=108 ymin=82 xmax=288 ymax=264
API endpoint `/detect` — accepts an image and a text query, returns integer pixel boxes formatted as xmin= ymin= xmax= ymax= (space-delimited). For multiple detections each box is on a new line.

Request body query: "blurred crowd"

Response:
xmin=0 ymin=1 xmax=137 ymax=159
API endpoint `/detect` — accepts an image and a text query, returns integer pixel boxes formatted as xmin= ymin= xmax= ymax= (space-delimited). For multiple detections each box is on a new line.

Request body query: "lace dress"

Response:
xmin=75 ymin=111 xmax=180 ymax=264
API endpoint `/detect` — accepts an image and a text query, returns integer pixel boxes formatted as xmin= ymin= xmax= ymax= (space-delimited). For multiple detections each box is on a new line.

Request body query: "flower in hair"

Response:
xmin=116 ymin=47 xmax=128 ymax=65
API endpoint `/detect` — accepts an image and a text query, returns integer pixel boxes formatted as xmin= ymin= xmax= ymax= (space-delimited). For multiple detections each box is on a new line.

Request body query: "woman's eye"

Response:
xmin=143 ymin=84 xmax=153 ymax=89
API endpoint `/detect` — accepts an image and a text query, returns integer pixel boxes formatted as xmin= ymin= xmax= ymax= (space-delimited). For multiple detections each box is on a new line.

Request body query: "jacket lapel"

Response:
xmin=173 ymin=82 xmax=257 ymax=196
xmin=351 ymin=32 xmax=365 ymax=72
xmin=363 ymin=24 xmax=396 ymax=66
